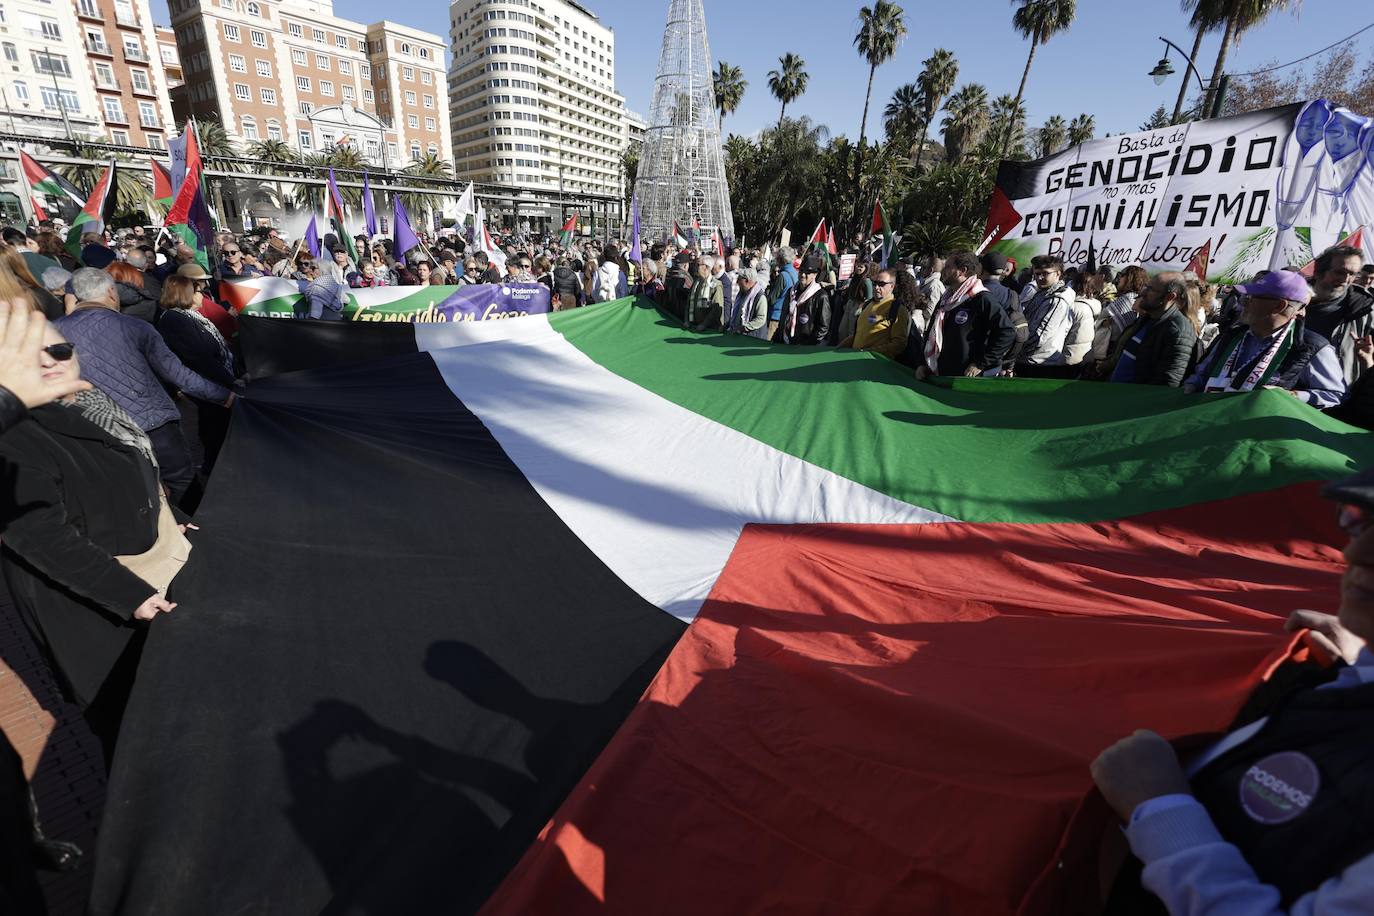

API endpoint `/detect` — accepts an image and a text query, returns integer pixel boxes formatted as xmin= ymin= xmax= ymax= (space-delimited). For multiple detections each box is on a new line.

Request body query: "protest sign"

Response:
xmin=226 ymin=278 xmax=552 ymax=322
xmin=983 ymin=101 xmax=1374 ymax=281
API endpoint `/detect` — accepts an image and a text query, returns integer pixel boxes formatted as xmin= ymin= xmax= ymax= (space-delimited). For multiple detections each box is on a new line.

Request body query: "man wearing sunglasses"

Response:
xmin=216 ymin=241 xmax=262 ymax=281
xmin=1091 ymin=470 xmax=1374 ymax=913
xmin=1184 ymin=271 xmax=1346 ymax=409
xmin=1303 ymin=245 xmax=1373 ymax=388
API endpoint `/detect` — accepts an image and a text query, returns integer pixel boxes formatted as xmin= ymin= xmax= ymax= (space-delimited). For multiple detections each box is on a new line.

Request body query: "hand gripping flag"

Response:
xmin=362 ymin=172 xmax=377 ymax=238
xmin=391 ymin=195 xmax=421 ymax=260
xmin=325 ymin=169 xmax=357 ymax=262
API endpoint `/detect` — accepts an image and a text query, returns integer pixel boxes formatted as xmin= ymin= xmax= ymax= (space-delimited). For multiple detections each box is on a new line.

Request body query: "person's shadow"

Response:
xmin=277 ymin=639 xmax=647 ymax=914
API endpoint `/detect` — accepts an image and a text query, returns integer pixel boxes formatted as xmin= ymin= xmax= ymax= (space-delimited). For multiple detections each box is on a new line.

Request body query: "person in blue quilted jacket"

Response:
xmin=54 ymin=269 xmax=235 ymax=505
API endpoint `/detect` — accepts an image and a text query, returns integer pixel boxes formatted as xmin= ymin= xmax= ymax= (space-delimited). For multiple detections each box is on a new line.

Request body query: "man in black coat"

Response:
xmin=916 ymin=250 xmax=1016 ymax=379
xmin=776 ymin=255 xmax=831 ymax=345
xmin=1107 ymin=271 xmax=1198 ymax=386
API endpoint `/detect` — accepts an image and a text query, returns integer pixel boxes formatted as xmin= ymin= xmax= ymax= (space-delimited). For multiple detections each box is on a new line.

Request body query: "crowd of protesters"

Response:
xmin=0 ymin=210 xmax=1372 ymax=916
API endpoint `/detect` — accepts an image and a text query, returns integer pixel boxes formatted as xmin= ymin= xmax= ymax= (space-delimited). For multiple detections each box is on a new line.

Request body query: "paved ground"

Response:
xmin=1 ymin=593 xmax=107 ymax=916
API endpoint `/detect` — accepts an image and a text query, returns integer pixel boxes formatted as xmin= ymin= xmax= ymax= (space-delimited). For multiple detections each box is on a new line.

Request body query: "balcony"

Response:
xmin=140 ymin=115 xmax=159 ymax=129
xmin=123 ymin=46 xmax=148 ymax=62
xmin=114 ymin=12 xmax=141 ymax=30
xmin=131 ymin=82 xmax=157 ymax=98
xmin=85 ymin=39 xmax=113 ymax=56
xmin=96 ymin=78 xmax=122 ymax=91
xmin=102 ymin=107 xmax=129 ymax=125
xmin=76 ymin=3 xmax=103 ymax=22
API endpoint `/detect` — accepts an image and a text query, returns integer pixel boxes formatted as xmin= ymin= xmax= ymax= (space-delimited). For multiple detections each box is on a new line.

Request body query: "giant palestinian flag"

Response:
xmin=220 ymin=277 xmax=552 ymax=325
xmin=89 ymin=298 xmax=1374 ymax=915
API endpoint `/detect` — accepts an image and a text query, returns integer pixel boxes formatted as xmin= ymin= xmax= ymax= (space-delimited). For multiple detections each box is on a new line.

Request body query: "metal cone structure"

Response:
xmin=637 ymin=0 xmax=734 ymax=245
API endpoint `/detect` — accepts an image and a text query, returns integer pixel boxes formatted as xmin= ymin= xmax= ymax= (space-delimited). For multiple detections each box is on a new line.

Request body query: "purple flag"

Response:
xmin=392 ymin=194 xmax=421 ymax=258
xmin=363 ymin=172 xmax=377 ymax=238
xmin=303 ymin=214 xmax=320 ymax=257
xmin=629 ymin=191 xmax=641 ymax=263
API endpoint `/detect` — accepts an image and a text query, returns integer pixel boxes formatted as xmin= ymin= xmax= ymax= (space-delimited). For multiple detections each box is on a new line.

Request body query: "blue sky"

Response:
xmin=157 ymin=0 xmax=1362 ymax=139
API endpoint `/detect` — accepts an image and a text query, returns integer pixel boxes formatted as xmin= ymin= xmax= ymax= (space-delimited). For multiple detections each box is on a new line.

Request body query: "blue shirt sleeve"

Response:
xmin=1126 ymin=796 xmax=1374 ymax=915
xmin=1295 ymin=344 xmax=1347 ymax=409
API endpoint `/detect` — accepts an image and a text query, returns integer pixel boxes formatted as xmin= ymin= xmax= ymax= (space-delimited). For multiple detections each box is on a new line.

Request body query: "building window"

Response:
xmin=111 ymin=129 xmax=129 ymax=144
xmin=315 ymin=54 xmax=329 ymax=70
xmin=319 ymin=80 xmax=333 ymax=97
xmin=427 ymin=142 xmax=436 ymax=155
xmin=335 ymin=35 xmax=346 ymax=48
xmin=246 ymin=1 xmax=260 ymax=14
xmin=77 ymin=0 xmax=98 ymax=17
xmin=255 ymin=59 xmax=271 ymax=77
xmin=229 ymin=53 xmax=246 ymax=72
xmin=388 ymin=141 xmax=397 ymax=159
xmin=147 ymin=134 xmax=164 ymax=150
xmin=362 ymin=88 xmax=373 ymax=103
xmin=11 ymin=80 xmax=27 ymax=102
xmin=421 ymin=70 xmax=433 ymax=85
xmin=288 ymin=22 xmax=301 ymax=38
xmin=407 ymin=114 xmax=417 ymax=128
xmin=410 ymin=142 xmax=420 ymax=160
xmin=312 ymin=28 xmax=324 ymax=43
xmin=338 ymin=60 xmax=351 ymax=75
xmin=138 ymin=100 xmax=157 ymax=127
xmin=404 ymin=90 xmax=415 ymax=105
xmin=241 ymin=116 xmax=257 ymax=140
xmin=102 ymin=97 xmax=125 ymax=122
xmin=402 ymin=66 xmax=414 ymax=81
xmin=299 ymin=132 xmax=312 ymax=150
xmin=266 ymin=119 xmax=281 ymax=140
xmin=234 ymin=82 xmax=250 ymax=100
xmin=298 ymin=101 xmax=312 ymax=114
xmin=296 ymin=75 xmax=310 ymax=91
xmin=1 ymin=43 xmax=15 ymax=63
xmin=425 ymin=117 xmax=435 ymax=131
xmin=291 ymin=49 xmax=306 ymax=65
xmin=357 ymin=38 xmax=366 ymax=51
xmin=419 ymin=47 xmax=429 ymax=60
xmin=250 ymin=30 xmax=266 ymax=48
xmin=95 ymin=62 xmax=115 ymax=85
xmin=342 ymin=85 xmax=354 ymax=101
xmin=29 ymin=51 xmax=70 ymax=79
xmin=39 ymin=86 xmax=78 ymax=113
xmin=131 ymin=69 xmax=151 ymax=92
xmin=223 ymin=23 xmax=240 ymax=42
xmin=423 ymin=94 xmax=433 ymax=109
xmin=360 ymin=63 xmax=370 ymax=79
xmin=260 ymin=87 xmax=275 ymax=104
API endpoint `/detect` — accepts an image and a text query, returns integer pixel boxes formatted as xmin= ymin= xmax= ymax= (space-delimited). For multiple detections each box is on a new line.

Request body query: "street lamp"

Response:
xmin=1149 ymin=57 xmax=1175 ymax=86
xmin=1149 ymin=36 xmax=1211 ymax=121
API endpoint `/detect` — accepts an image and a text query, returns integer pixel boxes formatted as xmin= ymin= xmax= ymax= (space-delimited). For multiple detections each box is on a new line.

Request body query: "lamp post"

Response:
xmin=1149 ymin=36 xmax=1214 ymax=122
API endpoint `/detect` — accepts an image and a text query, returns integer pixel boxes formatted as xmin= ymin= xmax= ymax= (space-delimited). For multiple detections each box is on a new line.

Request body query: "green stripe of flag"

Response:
xmin=549 ymin=298 xmax=1374 ymax=524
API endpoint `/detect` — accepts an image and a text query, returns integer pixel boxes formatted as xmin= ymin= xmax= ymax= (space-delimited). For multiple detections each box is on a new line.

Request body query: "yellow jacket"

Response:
xmin=850 ymin=297 xmax=911 ymax=358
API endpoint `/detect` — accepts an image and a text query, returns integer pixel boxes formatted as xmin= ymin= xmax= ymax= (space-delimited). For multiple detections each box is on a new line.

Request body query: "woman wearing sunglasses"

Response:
xmin=0 ymin=317 xmax=189 ymax=764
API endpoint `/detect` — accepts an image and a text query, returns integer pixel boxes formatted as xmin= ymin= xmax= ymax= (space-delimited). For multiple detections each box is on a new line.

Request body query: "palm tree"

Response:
xmin=852 ymin=0 xmax=908 ymax=223
xmin=620 ymin=146 xmax=639 ymax=215
xmin=713 ymin=61 xmax=747 ymax=128
xmin=767 ymin=53 xmax=808 ymax=129
xmin=247 ymin=138 xmax=299 ymax=165
xmin=1037 ymin=115 xmax=1067 ymax=157
xmin=941 ymin=83 xmax=990 ymax=163
xmin=1200 ymin=0 xmax=1296 ymax=116
xmin=1066 ymin=113 xmax=1095 ymax=147
xmin=987 ymin=94 xmax=1028 ymax=158
xmin=405 ymin=152 xmax=453 ymax=179
xmin=1005 ymin=0 xmax=1077 ymax=154
xmin=1174 ymin=0 xmax=1226 ymax=122
xmin=915 ymin=48 xmax=958 ymax=171
xmin=883 ymin=83 xmax=925 ymax=155
xmin=190 ymin=118 xmax=236 ymax=159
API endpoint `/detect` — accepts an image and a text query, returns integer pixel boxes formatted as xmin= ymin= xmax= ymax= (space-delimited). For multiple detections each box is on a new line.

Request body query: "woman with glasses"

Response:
xmin=0 ymin=318 xmax=187 ymax=763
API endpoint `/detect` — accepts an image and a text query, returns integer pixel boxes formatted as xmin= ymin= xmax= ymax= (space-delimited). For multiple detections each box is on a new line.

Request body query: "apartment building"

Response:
xmin=0 ymin=0 xmax=174 ymax=146
xmin=448 ymin=0 xmax=627 ymax=199
xmin=156 ymin=26 xmax=183 ymax=89
xmin=168 ymin=0 xmax=449 ymax=165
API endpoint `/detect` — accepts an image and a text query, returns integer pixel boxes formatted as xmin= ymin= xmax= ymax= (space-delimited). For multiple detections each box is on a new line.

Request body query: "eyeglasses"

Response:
xmin=224 ymin=249 xmax=241 ymax=255
xmin=875 ymin=280 xmax=894 ymax=288
xmin=43 ymin=342 xmax=75 ymax=361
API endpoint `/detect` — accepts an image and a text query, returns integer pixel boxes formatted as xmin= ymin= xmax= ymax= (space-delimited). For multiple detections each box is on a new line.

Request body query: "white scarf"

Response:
xmin=786 ymin=280 xmax=822 ymax=337
xmin=924 ymin=275 xmax=985 ymax=372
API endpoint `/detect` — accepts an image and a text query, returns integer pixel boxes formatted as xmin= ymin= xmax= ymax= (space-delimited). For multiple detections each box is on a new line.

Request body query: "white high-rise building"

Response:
xmin=448 ymin=0 xmax=626 ymax=202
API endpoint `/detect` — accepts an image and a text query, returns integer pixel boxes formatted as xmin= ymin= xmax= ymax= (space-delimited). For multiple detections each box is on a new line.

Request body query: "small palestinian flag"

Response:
xmin=807 ymin=218 xmax=827 ymax=247
xmin=672 ymin=220 xmax=689 ymax=248
xmin=871 ymin=198 xmax=893 ymax=267
xmin=165 ymin=125 xmax=214 ymax=270
xmin=66 ymin=160 xmax=116 ymax=259
xmin=151 ymin=160 xmax=174 ymax=209
xmin=325 ymin=169 xmax=357 ymax=263
xmin=557 ymin=213 xmax=577 ymax=247
xmin=91 ymin=299 xmax=1373 ymax=916
xmin=690 ymin=216 xmax=701 ymax=247
xmin=19 ymin=150 xmax=84 ymax=221
xmin=826 ymin=222 xmax=838 ymax=256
